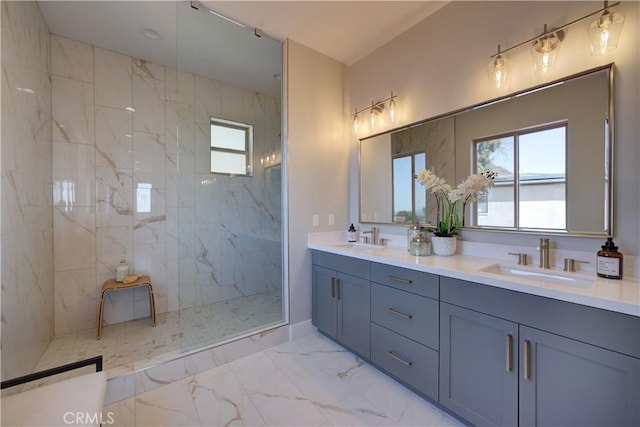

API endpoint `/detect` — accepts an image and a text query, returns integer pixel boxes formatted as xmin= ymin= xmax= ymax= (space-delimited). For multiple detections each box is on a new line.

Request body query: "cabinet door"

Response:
xmin=519 ymin=326 xmax=640 ymax=427
xmin=440 ymin=302 xmax=518 ymax=427
xmin=312 ymin=265 xmax=337 ymax=338
xmin=337 ymin=272 xmax=371 ymax=358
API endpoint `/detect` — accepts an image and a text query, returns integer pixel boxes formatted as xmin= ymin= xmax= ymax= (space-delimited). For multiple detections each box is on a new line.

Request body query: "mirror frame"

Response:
xmin=358 ymin=63 xmax=614 ymax=237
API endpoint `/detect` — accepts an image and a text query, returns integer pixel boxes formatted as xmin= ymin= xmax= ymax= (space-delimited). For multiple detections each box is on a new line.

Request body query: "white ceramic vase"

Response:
xmin=431 ymin=236 xmax=457 ymax=256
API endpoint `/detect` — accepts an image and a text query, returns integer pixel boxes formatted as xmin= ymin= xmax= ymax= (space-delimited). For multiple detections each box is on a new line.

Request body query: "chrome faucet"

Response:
xmin=537 ymin=238 xmax=550 ymax=269
xmin=563 ymin=258 xmax=590 ymax=272
xmin=508 ymin=252 xmax=528 ymax=266
xmin=362 ymin=227 xmax=379 ymax=245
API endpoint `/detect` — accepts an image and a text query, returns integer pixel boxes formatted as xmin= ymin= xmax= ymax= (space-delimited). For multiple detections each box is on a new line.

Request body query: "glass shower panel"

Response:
xmin=175 ymin=2 xmax=284 ymax=351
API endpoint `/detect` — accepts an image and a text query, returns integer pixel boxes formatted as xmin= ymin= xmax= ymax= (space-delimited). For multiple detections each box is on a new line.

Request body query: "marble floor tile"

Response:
xmin=104 ymin=330 xmax=465 ymax=427
xmin=135 ymin=379 xmax=200 ymax=426
xmin=188 ymin=364 xmax=265 ymax=426
xmin=33 ymin=290 xmax=282 ymax=376
xmin=241 ymin=369 xmax=329 ymax=427
xmin=104 ymin=397 xmax=136 ymax=427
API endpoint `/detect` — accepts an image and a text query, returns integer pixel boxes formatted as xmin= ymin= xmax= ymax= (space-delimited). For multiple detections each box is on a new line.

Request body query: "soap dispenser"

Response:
xmin=347 ymin=224 xmax=357 ymax=243
xmin=596 ymin=238 xmax=623 ymax=280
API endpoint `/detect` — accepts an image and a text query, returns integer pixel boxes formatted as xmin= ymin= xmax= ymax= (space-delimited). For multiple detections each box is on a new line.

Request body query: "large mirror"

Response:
xmin=359 ymin=64 xmax=613 ymax=236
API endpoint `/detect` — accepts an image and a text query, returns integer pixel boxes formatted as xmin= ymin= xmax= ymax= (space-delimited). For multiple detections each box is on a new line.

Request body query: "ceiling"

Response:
xmin=201 ymin=1 xmax=448 ymax=66
xmin=38 ymin=1 xmax=448 ymax=98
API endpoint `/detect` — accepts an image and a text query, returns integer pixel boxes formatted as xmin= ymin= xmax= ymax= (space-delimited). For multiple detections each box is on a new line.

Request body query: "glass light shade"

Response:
xmin=588 ymin=10 xmax=624 ymax=55
xmin=388 ymin=97 xmax=397 ymax=123
xmin=370 ymin=109 xmax=377 ymax=130
xmin=487 ymin=55 xmax=509 ymax=89
xmin=532 ymin=33 xmax=561 ymax=75
xmin=353 ymin=113 xmax=359 ymax=134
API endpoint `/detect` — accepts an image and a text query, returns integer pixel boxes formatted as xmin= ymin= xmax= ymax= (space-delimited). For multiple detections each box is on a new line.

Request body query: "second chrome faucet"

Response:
xmin=537 ymin=238 xmax=550 ymax=268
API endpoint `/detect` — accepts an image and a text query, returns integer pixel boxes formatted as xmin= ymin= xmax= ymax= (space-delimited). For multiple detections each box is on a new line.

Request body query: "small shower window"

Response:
xmin=210 ymin=117 xmax=253 ymax=176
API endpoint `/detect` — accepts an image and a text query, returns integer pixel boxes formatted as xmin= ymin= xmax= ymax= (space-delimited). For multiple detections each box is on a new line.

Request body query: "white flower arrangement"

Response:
xmin=416 ymin=169 xmax=496 ymax=236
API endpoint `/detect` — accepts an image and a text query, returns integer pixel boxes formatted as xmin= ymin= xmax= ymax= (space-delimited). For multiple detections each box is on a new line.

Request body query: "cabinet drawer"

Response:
xmin=371 ymin=283 xmax=438 ymax=349
xmin=370 ymin=263 xmax=438 ymax=299
xmin=312 ymin=251 xmax=370 ymax=280
xmin=441 ymin=276 xmax=640 ymax=359
xmin=371 ymin=323 xmax=438 ymax=401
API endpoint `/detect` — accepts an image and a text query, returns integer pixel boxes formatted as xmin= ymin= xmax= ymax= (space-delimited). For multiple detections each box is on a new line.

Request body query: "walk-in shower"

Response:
xmin=0 ymin=0 xmax=286 ymax=384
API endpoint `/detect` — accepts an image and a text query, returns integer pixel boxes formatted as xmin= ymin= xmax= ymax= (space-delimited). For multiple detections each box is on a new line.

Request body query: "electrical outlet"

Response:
xmin=312 ymin=214 xmax=320 ymax=227
xmin=328 ymin=213 xmax=335 ymax=226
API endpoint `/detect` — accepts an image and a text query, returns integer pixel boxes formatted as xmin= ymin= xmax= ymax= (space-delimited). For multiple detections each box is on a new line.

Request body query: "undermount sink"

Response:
xmin=334 ymin=242 xmax=382 ymax=251
xmin=480 ymin=263 xmax=595 ymax=288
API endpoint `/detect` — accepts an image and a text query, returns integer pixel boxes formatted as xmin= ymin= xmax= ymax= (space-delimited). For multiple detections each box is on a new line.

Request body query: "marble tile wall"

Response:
xmin=391 ymin=116 xmax=455 ymax=224
xmin=0 ymin=1 xmax=53 ymax=380
xmin=51 ymin=35 xmax=282 ymax=335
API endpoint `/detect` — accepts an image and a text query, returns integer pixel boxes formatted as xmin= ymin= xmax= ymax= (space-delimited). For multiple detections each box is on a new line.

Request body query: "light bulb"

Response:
xmin=541 ymin=52 xmax=550 ymax=72
xmin=370 ymin=109 xmax=376 ymax=130
xmin=600 ymin=29 xmax=610 ymax=53
xmin=389 ymin=97 xmax=397 ymax=123
xmin=353 ymin=111 xmax=359 ymax=134
xmin=487 ymin=50 xmax=508 ymax=90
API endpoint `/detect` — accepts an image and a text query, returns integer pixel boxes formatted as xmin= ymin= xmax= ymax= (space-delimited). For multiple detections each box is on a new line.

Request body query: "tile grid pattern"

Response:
xmin=1 ymin=0 xmax=54 ymax=381
xmin=50 ymin=34 xmax=282 ymax=336
xmin=103 ymin=331 xmax=464 ymax=427
xmin=31 ymin=290 xmax=283 ymax=378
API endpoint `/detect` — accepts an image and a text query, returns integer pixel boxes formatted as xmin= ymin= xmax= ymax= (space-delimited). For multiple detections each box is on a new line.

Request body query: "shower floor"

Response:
xmin=31 ymin=290 xmax=283 ymax=378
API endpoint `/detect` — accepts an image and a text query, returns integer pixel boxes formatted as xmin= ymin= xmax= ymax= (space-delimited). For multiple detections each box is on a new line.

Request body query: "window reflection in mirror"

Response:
xmin=392 ymin=152 xmax=426 ymax=223
xmin=359 ymin=64 xmax=611 ymax=236
xmin=474 ymin=124 xmax=567 ymax=230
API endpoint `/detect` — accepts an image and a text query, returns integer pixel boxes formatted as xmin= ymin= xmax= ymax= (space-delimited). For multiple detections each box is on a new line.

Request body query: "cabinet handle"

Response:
xmin=331 ymin=277 xmax=336 ymax=298
xmin=506 ymin=334 xmax=513 ymax=372
xmin=387 ymin=350 xmax=413 ymax=367
xmin=387 ymin=307 xmax=413 ymax=320
xmin=336 ymin=279 xmax=341 ymax=300
xmin=388 ymin=275 xmax=412 ymax=285
xmin=524 ymin=340 xmax=531 ymax=380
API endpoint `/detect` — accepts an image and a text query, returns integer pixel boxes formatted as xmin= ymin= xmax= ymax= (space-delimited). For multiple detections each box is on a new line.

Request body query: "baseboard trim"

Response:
xmin=290 ymin=319 xmax=314 ymax=340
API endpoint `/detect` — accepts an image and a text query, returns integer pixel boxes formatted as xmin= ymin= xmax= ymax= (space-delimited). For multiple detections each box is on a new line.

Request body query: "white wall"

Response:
xmin=286 ymin=40 xmax=349 ymax=325
xmin=348 ymin=1 xmax=639 ymax=256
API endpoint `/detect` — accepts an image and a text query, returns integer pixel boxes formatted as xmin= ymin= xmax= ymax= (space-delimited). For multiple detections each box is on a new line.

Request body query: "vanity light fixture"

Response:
xmin=488 ymin=2 xmax=622 ymax=85
xmin=388 ymin=94 xmax=398 ymax=124
xmin=532 ymin=24 xmax=564 ymax=75
xmin=487 ymin=44 xmax=509 ymax=89
xmin=369 ymin=101 xmax=380 ymax=130
xmin=352 ymin=92 xmax=398 ymax=135
xmin=588 ymin=1 xmax=625 ymax=55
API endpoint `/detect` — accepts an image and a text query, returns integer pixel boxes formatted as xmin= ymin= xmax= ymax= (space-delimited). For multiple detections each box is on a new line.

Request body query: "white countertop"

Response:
xmin=308 ymin=233 xmax=640 ymax=317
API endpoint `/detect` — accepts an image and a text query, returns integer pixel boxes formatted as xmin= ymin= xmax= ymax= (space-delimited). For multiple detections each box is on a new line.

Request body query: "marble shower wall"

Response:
xmin=51 ymin=35 xmax=282 ymax=335
xmin=176 ymin=72 xmax=282 ymax=311
xmin=1 ymin=1 xmax=53 ymax=380
xmin=391 ymin=116 xmax=455 ymax=224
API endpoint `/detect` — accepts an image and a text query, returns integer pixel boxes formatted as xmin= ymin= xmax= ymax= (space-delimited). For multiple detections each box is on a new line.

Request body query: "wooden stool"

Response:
xmin=96 ymin=275 xmax=157 ymax=340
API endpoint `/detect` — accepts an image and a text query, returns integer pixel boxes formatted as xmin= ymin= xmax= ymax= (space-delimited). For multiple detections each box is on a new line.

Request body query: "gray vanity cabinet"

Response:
xmin=440 ymin=276 xmax=640 ymax=427
xmin=440 ymin=302 xmax=519 ymax=427
xmin=519 ymin=326 xmax=640 ymax=427
xmin=312 ymin=252 xmax=371 ymax=358
xmin=369 ymin=263 xmax=440 ymax=400
xmin=312 ymin=265 xmax=338 ymax=339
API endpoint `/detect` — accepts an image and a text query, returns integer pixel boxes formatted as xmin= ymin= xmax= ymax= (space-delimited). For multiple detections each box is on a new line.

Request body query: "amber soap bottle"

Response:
xmin=596 ymin=238 xmax=623 ymax=280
